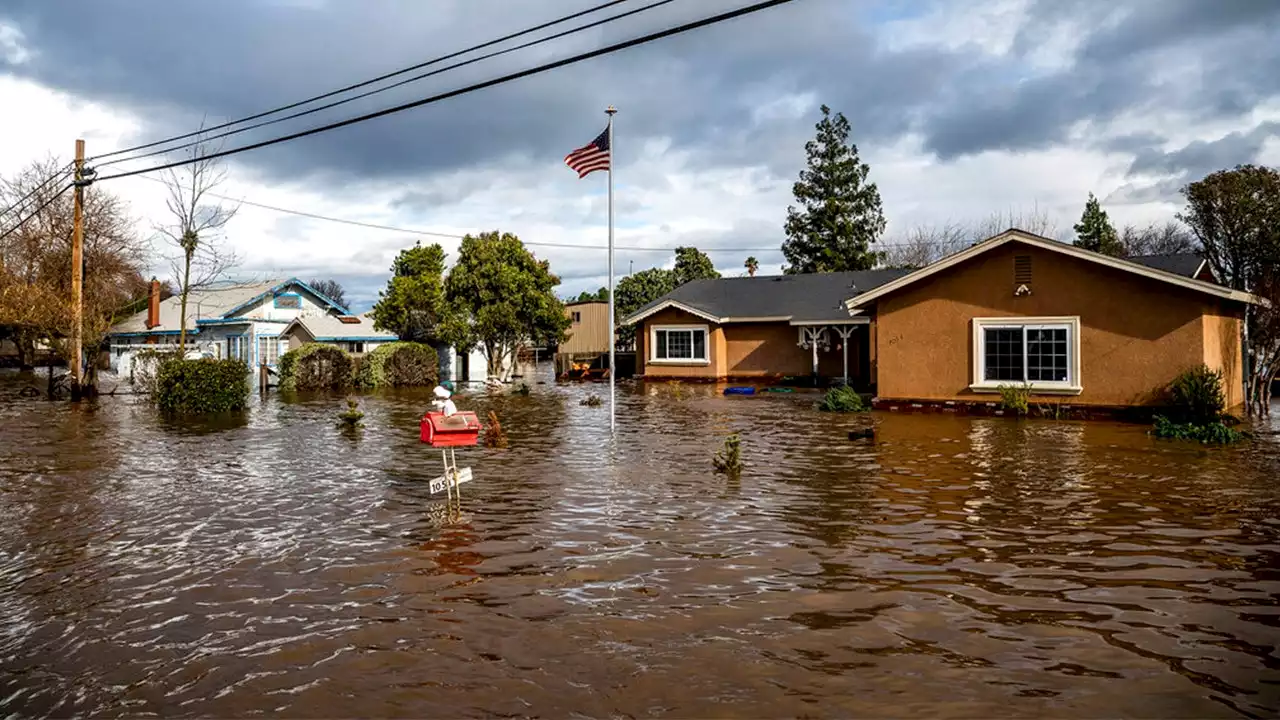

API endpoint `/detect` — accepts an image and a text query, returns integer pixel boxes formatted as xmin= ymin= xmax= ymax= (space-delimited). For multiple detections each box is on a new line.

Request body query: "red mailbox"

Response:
xmin=420 ymin=411 xmax=482 ymax=447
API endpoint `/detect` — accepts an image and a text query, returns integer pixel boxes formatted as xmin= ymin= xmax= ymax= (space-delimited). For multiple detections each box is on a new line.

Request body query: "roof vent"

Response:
xmin=1014 ymin=255 xmax=1032 ymax=285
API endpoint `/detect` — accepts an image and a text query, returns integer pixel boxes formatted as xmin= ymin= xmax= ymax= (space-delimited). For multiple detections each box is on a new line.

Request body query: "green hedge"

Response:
xmin=155 ymin=358 xmax=250 ymax=414
xmin=278 ymin=343 xmax=354 ymax=392
xmin=353 ymin=341 xmax=439 ymax=388
xmin=817 ymin=385 xmax=866 ymax=412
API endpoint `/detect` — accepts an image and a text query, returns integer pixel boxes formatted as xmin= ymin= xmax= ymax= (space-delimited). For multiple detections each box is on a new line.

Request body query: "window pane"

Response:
xmin=1027 ymin=327 xmax=1069 ymax=382
xmin=655 ymin=330 xmax=668 ymax=359
xmin=667 ymin=330 xmax=692 ymax=359
xmin=692 ymin=330 xmax=706 ymax=360
xmin=983 ymin=327 xmax=1024 ymax=381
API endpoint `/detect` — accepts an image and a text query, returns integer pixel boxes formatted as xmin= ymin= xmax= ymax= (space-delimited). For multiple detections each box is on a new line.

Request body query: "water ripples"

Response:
xmin=1 ymin=373 xmax=1279 ymax=717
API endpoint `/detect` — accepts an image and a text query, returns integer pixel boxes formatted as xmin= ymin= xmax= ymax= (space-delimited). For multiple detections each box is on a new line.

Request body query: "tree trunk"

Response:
xmin=484 ymin=341 xmax=501 ymax=378
xmin=15 ymin=331 xmax=36 ymax=372
xmin=179 ymin=248 xmax=193 ymax=353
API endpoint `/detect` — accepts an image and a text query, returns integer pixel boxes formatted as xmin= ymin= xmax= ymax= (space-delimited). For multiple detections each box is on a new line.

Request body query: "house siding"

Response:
xmin=561 ymin=302 xmax=611 ymax=354
xmin=637 ymin=310 xmax=867 ymax=381
xmin=873 ymin=242 xmax=1244 ymax=409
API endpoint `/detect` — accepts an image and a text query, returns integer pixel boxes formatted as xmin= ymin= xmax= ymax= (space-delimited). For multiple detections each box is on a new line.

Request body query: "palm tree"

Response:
xmin=744 ymin=256 xmax=759 ymax=277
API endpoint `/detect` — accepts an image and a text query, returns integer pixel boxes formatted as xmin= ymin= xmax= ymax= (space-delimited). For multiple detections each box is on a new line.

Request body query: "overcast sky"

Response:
xmin=2 ymin=0 xmax=1278 ymax=311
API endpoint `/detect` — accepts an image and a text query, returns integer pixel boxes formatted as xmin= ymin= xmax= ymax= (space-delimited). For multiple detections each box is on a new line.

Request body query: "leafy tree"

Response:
xmin=744 ymin=256 xmax=759 ymax=277
xmin=1072 ymin=193 xmax=1122 ymax=256
xmin=673 ymin=246 xmax=719 ymax=285
xmin=369 ymin=242 xmax=451 ymax=342
xmin=574 ymin=287 xmax=609 ymax=302
xmin=782 ymin=105 xmax=886 ymax=274
xmin=444 ymin=231 xmax=571 ymax=379
xmin=1178 ymin=165 xmax=1280 ymax=291
xmin=308 ymin=278 xmax=349 ymax=310
xmin=614 ymin=267 xmax=676 ymax=347
xmin=0 ymin=156 xmax=146 ymax=387
xmin=1178 ymin=165 xmax=1280 ymax=417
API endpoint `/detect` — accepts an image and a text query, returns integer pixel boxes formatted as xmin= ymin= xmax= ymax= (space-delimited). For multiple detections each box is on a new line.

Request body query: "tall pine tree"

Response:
xmin=782 ymin=105 xmax=886 ymax=274
xmin=1073 ymin=193 xmax=1123 ymax=256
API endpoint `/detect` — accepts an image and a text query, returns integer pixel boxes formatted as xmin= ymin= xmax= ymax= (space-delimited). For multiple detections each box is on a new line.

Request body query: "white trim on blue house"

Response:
xmin=220 ymin=278 xmax=350 ymax=318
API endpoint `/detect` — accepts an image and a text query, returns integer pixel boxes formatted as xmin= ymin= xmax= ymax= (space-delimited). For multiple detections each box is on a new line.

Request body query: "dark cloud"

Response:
xmin=1127 ymin=121 xmax=1280 ymax=180
xmin=2 ymin=0 xmax=1278 ymax=192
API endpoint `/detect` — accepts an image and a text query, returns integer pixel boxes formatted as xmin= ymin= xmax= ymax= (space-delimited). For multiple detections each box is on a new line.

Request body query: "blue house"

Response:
xmin=107 ymin=277 xmax=351 ymax=377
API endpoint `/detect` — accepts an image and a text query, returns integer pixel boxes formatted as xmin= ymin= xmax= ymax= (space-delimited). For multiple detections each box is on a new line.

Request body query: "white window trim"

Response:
xmin=970 ymin=316 xmax=1082 ymax=395
xmin=649 ymin=324 xmax=711 ymax=365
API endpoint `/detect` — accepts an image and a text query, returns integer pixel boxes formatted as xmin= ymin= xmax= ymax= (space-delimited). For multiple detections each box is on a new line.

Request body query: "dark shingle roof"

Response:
xmin=1129 ymin=253 xmax=1206 ymax=278
xmin=625 ymin=269 xmax=912 ymax=324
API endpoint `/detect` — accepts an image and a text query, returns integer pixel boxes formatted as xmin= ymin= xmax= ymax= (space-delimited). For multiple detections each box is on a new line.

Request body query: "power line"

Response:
xmin=0 ymin=183 xmax=73 ymax=242
xmin=95 ymin=0 xmax=796 ymax=183
xmin=126 ymin=172 xmax=777 ymax=252
xmin=88 ymin=0 xmax=635 ymax=163
xmin=0 ymin=163 xmax=73 ymax=220
xmin=97 ymin=0 xmax=680 ymax=170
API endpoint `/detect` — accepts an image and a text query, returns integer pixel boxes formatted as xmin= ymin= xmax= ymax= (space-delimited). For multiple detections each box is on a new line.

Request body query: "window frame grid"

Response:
xmin=649 ymin=324 xmax=711 ymax=365
xmin=971 ymin=316 xmax=1081 ymax=394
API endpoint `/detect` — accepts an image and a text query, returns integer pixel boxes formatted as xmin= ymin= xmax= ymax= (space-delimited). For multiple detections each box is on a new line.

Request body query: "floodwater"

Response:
xmin=2 ymin=368 xmax=1279 ymax=718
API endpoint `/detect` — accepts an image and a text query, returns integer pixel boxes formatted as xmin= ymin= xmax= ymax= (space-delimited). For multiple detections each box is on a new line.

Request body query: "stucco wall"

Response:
xmin=636 ymin=310 xmax=867 ymax=380
xmin=637 ymin=307 xmax=723 ymax=378
xmin=1202 ymin=305 xmax=1245 ymax=410
xmin=874 ymin=242 xmax=1244 ymax=407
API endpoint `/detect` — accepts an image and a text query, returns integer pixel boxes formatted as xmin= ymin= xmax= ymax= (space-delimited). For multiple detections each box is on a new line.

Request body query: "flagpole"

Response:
xmin=606 ymin=105 xmax=617 ymax=434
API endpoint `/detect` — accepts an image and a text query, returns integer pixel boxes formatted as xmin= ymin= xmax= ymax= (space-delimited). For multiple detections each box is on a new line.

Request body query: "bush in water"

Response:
xmin=279 ymin=343 xmax=354 ymax=392
xmin=817 ymin=385 xmax=866 ymax=412
xmin=155 ymin=358 xmax=250 ymax=414
xmin=1168 ymin=364 xmax=1226 ymax=425
xmin=1151 ymin=415 xmax=1247 ymax=445
xmin=353 ymin=342 xmax=439 ymax=388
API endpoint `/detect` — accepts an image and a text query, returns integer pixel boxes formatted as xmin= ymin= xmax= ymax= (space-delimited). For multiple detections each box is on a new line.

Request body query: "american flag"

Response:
xmin=564 ymin=126 xmax=610 ymax=178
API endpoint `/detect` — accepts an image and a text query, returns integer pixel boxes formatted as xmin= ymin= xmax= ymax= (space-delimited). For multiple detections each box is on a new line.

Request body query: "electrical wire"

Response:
xmin=88 ymin=0 xmax=635 ymax=163
xmin=126 ymin=172 xmax=778 ymax=252
xmin=97 ymin=0 xmax=680 ymax=170
xmin=0 ymin=183 xmax=73 ymax=242
xmin=0 ymin=163 xmax=73 ymax=219
xmin=95 ymin=0 xmax=796 ymax=183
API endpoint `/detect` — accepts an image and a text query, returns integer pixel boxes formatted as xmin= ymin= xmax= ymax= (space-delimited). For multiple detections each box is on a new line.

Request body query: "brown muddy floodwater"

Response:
xmin=1 ymin=368 xmax=1279 ymax=718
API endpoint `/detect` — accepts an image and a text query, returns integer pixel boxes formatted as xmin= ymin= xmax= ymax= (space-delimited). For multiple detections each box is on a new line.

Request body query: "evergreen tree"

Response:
xmin=782 ymin=105 xmax=886 ymax=274
xmin=1072 ymin=193 xmax=1123 ymax=256
xmin=369 ymin=243 xmax=451 ymax=342
xmin=672 ymin=246 xmax=719 ymax=286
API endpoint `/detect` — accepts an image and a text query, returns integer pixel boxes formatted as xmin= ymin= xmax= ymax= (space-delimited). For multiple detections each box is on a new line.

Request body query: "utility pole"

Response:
xmin=70 ymin=139 xmax=85 ymax=400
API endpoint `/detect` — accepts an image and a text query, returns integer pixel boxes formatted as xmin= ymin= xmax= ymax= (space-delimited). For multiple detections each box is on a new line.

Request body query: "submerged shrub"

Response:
xmin=997 ymin=383 xmax=1031 ymax=416
xmin=336 ymin=397 xmax=365 ymax=430
xmin=1151 ymin=414 xmax=1247 ymax=445
xmin=817 ymin=385 xmax=866 ymax=412
xmin=353 ymin=342 xmax=439 ymax=388
xmin=155 ymin=358 xmax=250 ymax=414
xmin=483 ymin=410 xmax=508 ymax=448
xmin=580 ymin=394 xmax=603 ymax=407
xmin=713 ymin=433 xmax=743 ymax=474
xmin=1169 ymin=364 xmax=1226 ymax=424
xmin=279 ymin=343 xmax=353 ymax=392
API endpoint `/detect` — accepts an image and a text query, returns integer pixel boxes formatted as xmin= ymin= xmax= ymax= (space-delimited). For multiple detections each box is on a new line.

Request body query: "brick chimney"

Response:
xmin=146 ymin=278 xmax=161 ymax=329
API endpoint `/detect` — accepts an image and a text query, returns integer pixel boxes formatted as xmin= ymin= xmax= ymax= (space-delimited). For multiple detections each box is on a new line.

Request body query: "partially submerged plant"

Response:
xmin=580 ymin=394 xmax=603 ymax=407
xmin=1151 ymin=414 xmax=1247 ymax=445
xmin=996 ymin=383 xmax=1031 ymax=416
xmin=513 ymin=382 xmax=531 ymax=396
xmin=817 ymin=385 xmax=865 ymax=412
xmin=336 ymin=397 xmax=365 ymax=429
xmin=1169 ymin=364 xmax=1226 ymax=425
xmin=484 ymin=410 xmax=508 ymax=448
xmin=712 ymin=433 xmax=743 ymax=474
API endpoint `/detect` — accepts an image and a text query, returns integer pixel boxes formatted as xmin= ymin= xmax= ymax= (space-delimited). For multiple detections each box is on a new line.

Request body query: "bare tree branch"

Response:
xmin=155 ymin=123 xmax=241 ymax=352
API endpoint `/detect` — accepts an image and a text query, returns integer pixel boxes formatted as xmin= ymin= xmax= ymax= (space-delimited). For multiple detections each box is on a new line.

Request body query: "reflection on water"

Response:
xmin=1 ymin=369 xmax=1279 ymax=717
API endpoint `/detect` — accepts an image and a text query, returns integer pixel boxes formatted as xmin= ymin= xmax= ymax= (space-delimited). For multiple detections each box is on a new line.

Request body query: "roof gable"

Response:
xmin=221 ymin=278 xmax=349 ymax=318
xmin=844 ymin=229 xmax=1256 ymax=311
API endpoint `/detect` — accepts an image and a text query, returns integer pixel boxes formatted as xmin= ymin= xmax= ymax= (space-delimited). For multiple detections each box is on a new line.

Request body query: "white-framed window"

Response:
xmin=227 ymin=335 xmax=249 ymax=362
xmin=256 ymin=335 xmax=281 ymax=366
xmin=971 ymin=317 xmax=1081 ymax=394
xmin=649 ymin=324 xmax=710 ymax=364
